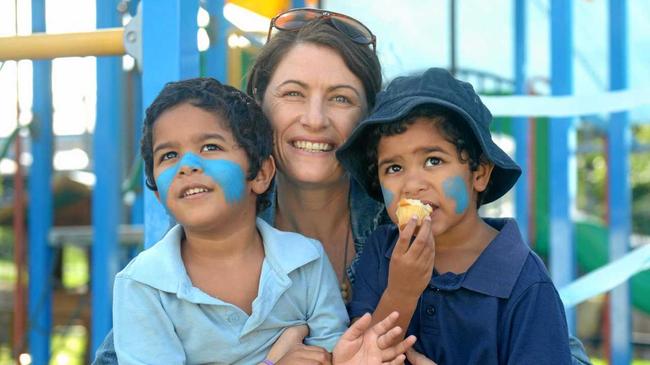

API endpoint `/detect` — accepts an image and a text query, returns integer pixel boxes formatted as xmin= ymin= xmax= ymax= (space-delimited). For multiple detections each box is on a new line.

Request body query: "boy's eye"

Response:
xmin=160 ymin=151 xmax=177 ymax=162
xmin=425 ymin=157 xmax=442 ymax=166
xmin=201 ymin=143 xmax=221 ymax=152
xmin=384 ymin=164 xmax=402 ymax=174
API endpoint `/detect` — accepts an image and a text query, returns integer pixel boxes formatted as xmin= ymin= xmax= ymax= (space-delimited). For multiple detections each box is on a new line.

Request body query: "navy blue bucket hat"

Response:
xmin=336 ymin=67 xmax=521 ymax=205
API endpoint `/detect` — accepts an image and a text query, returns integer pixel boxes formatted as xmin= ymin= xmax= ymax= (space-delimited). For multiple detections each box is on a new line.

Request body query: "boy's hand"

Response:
xmin=406 ymin=349 xmax=438 ymax=365
xmin=265 ymin=325 xmax=309 ymax=362
xmin=333 ymin=312 xmax=416 ymax=365
xmin=387 ymin=215 xmax=435 ymax=297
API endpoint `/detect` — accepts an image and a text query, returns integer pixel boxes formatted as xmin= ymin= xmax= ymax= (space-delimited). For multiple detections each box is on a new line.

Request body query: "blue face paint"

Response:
xmin=442 ymin=175 xmax=469 ymax=214
xmin=381 ymin=185 xmax=394 ymax=207
xmin=155 ymin=152 xmax=246 ymax=210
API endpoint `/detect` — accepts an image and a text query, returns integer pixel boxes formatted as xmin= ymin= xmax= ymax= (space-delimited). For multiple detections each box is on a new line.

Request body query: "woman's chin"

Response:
xmin=280 ymin=165 xmax=346 ymax=187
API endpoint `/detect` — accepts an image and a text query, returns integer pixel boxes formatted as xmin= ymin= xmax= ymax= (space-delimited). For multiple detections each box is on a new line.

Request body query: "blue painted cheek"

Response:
xmin=154 ymin=153 xmax=246 ymax=209
xmin=202 ymin=159 xmax=246 ymax=204
xmin=442 ymin=175 xmax=469 ymax=214
xmin=381 ymin=185 xmax=394 ymax=207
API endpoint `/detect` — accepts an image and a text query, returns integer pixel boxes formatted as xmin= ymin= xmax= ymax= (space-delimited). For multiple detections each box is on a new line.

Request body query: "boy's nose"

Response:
xmin=178 ymin=164 xmax=201 ymax=175
xmin=176 ymin=153 xmax=204 ymax=176
xmin=402 ymin=173 xmax=428 ymax=197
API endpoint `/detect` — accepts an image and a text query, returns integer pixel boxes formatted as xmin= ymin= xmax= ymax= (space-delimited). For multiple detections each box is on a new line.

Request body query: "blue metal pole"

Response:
xmin=291 ymin=0 xmax=306 ymax=8
xmin=91 ymin=0 xmax=123 ymax=355
xmin=607 ymin=1 xmax=631 ymax=363
xmin=204 ymin=0 xmax=228 ymax=82
xmin=29 ymin=1 xmax=53 ymax=363
xmin=142 ymin=0 xmax=200 ymax=247
xmin=550 ymin=0 xmax=576 ymax=333
xmin=130 ymin=0 xmax=144 ymax=229
xmin=513 ymin=0 xmax=529 ymax=244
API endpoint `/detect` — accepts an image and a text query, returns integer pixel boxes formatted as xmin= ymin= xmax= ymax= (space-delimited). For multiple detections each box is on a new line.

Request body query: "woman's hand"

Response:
xmin=387 ymin=216 xmax=435 ymax=297
xmin=333 ymin=312 xmax=416 ymax=365
xmin=265 ymin=324 xmax=309 ymax=362
xmin=274 ymin=345 xmax=332 ymax=365
xmin=405 ymin=349 xmax=438 ymax=365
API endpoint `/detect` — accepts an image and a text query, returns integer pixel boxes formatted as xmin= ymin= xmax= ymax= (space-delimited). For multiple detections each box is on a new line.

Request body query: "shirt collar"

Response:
xmin=126 ymin=219 xmax=320 ymax=300
xmin=383 ymin=218 xmax=529 ymax=299
xmin=457 ymin=218 xmax=529 ymax=298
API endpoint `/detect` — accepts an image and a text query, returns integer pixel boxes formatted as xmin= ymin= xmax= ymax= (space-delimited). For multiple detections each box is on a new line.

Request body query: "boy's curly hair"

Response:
xmin=365 ymin=104 xmax=491 ymax=207
xmin=141 ymin=77 xmax=274 ymax=212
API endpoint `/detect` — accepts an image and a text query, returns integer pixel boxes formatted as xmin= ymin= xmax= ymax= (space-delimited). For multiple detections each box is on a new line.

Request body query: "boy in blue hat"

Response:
xmin=337 ymin=68 xmax=572 ymax=364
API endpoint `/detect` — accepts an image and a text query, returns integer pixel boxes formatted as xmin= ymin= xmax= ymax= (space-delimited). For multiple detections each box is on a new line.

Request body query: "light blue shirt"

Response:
xmin=113 ymin=218 xmax=349 ymax=365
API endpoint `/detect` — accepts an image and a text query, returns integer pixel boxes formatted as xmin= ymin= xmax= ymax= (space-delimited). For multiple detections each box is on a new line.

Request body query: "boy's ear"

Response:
xmin=472 ymin=160 xmax=494 ymax=193
xmin=251 ymin=155 xmax=276 ymax=195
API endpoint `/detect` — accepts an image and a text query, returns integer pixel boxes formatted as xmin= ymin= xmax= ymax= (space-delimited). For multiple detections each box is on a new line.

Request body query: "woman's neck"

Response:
xmin=274 ymin=172 xmax=351 ymax=241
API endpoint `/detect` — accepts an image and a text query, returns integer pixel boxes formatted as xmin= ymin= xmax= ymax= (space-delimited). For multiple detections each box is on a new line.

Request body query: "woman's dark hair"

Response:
xmin=365 ymin=104 xmax=491 ymax=207
xmin=141 ymin=77 xmax=274 ymax=212
xmin=246 ymin=18 xmax=382 ymax=108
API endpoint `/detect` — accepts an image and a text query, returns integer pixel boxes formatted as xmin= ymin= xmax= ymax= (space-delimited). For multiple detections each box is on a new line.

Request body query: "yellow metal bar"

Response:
xmin=0 ymin=28 xmax=125 ymax=61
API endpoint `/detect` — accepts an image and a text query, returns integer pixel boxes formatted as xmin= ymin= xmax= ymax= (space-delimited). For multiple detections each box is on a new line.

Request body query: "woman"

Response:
xmin=248 ymin=8 xmax=387 ymax=303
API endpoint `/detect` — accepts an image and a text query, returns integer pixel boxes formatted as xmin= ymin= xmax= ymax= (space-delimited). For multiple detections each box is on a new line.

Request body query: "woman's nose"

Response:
xmin=300 ymin=97 xmax=329 ymax=130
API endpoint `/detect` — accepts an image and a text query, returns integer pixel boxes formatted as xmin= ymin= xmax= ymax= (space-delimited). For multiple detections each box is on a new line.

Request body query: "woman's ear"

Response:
xmin=472 ymin=159 xmax=494 ymax=193
xmin=251 ymin=155 xmax=276 ymax=194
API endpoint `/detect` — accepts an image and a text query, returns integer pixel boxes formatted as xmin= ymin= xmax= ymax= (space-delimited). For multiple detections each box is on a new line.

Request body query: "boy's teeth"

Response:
xmin=183 ymin=187 xmax=208 ymax=197
xmin=293 ymin=141 xmax=333 ymax=152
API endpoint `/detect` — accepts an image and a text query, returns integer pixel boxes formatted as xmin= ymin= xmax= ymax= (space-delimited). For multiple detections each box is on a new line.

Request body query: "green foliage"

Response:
xmin=576 ymin=124 xmax=650 ymax=235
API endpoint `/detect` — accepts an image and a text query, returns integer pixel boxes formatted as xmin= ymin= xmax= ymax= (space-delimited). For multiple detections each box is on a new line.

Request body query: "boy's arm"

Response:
xmin=303 ymin=240 xmax=350 ymax=351
xmin=504 ymin=282 xmax=572 ymax=365
xmin=352 ymin=218 xmax=435 ymax=341
xmin=113 ymin=276 xmax=186 ymax=365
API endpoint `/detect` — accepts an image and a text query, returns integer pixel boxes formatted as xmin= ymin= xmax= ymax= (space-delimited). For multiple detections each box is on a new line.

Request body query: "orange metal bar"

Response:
xmin=0 ymin=28 xmax=125 ymax=60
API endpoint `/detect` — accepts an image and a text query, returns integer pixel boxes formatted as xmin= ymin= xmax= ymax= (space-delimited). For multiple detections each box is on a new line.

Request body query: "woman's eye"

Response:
xmin=333 ymin=95 xmax=350 ymax=104
xmin=425 ymin=157 xmax=442 ymax=166
xmin=384 ymin=165 xmax=401 ymax=174
xmin=160 ymin=151 xmax=177 ymax=162
xmin=283 ymin=90 xmax=303 ymax=97
xmin=202 ymin=144 xmax=221 ymax=152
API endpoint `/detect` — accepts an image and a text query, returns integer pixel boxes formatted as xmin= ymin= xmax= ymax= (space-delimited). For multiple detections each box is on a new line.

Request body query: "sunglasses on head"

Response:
xmin=267 ymin=8 xmax=376 ymax=51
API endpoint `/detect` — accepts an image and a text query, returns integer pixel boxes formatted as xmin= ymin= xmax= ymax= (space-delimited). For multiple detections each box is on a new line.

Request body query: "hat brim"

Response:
xmin=337 ymin=95 xmax=521 ymax=205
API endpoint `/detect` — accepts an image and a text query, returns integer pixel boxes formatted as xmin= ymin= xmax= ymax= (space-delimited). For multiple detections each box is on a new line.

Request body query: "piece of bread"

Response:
xmin=395 ymin=198 xmax=433 ymax=232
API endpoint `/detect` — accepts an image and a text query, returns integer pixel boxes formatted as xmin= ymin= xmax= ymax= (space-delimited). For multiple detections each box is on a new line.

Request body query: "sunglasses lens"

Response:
xmin=330 ymin=17 xmax=373 ymax=44
xmin=274 ymin=10 xmax=320 ymax=31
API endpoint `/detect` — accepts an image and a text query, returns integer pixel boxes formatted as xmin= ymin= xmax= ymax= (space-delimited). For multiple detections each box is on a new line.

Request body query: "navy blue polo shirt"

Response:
xmin=348 ymin=218 xmax=571 ymax=365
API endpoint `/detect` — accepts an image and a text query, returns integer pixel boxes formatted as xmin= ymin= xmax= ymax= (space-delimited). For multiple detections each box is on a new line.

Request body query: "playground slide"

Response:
xmin=536 ymin=220 xmax=650 ymax=314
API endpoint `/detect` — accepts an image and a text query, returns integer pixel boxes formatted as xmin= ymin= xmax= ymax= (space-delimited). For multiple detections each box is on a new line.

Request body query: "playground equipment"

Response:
xmin=0 ymin=1 xmax=648 ymax=364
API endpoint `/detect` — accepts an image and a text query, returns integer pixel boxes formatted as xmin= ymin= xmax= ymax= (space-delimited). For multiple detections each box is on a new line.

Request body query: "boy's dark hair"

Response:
xmin=141 ymin=77 xmax=274 ymax=212
xmin=246 ymin=18 xmax=382 ymax=108
xmin=365 ymin=104 xmax=491 ymax=207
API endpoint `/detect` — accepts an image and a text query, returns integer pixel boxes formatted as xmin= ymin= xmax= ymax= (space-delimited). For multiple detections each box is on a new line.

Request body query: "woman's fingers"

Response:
xmin=370 ymin=311 xmax=400 ymax=338
xmin=383 ymin=353 xmax=406 ymax=365
xmin=340 ymin=312 xmax=372 ymax=341
xmin=379 ymin=334 xmax=417 ymax=362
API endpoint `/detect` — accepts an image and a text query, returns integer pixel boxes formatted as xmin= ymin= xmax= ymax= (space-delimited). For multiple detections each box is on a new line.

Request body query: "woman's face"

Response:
xmin=262 ymin=43 xmax=368 ymax=187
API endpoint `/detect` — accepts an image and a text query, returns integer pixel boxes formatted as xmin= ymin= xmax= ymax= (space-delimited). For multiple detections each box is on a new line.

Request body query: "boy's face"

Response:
xmin=151 ymin=103 xmax=271 ymax=232
xmin=377 ymin=117 xmax=492 ymax=238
